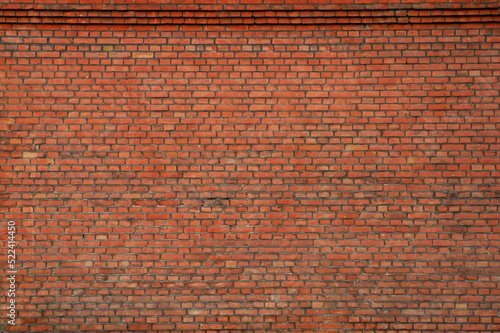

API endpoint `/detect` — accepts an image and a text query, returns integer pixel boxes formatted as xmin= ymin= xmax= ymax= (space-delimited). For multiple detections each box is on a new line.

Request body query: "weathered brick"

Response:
xmin=1 ymin=1 xmax=499 ymax=332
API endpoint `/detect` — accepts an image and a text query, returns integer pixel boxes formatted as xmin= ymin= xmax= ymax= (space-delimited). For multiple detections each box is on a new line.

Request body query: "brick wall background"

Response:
xmin=1 ymin=1 xmax=500 ymax=332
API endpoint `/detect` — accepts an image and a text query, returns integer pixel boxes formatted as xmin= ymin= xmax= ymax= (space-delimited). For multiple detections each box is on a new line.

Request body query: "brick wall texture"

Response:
xmin=1 ymin=0 xmax=500 ymax=332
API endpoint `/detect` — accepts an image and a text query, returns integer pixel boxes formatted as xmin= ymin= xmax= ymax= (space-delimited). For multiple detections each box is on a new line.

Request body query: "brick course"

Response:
xmin=1 ymin=1 xmax=500 ymax=332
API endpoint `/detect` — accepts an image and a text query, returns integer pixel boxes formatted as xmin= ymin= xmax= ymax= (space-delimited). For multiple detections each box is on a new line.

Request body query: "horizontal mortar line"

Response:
xmin=3 ymin=11 xmax=497 ymax=16
xmin=1 ymin=18 xmax=499 ymax=25
xmin=0 ymin=10 xmax=500 ymax=20
xmin=0 ymin=9 xmax=498 ymax=17
xmin=2 ymin=2 xmax=499 ymax=8
xmin=1 ymin=4 xmax=498 ymax=10
xmin=1 ymin=16 xmax=499 ymax=26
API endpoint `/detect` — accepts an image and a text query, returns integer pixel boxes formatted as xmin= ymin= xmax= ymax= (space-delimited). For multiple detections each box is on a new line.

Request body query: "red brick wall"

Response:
xmin=1 ymin=1 xmax=500 ymax=332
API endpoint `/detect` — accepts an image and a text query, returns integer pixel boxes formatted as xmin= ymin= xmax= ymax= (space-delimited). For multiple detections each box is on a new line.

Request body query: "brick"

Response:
xmin=345 ymin=145 xmax=368 ymax=151
xmin=0 ymin=118 xmax=14 ymax=124
xmin=23 ymin=152 xmax=40 ymax=158
xmin=299 ymin=145 xmax=321 ymax=151
xmin=132 ymin=52 xmax=154 ymax=58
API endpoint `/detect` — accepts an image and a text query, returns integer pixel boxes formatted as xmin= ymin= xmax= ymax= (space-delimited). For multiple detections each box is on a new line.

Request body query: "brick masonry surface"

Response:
xmin=1 ymin=0 xmax=500 ymax=332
